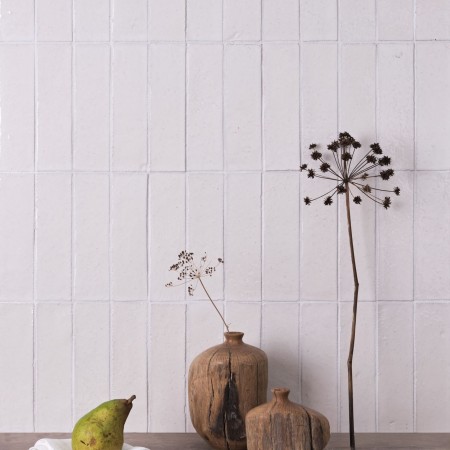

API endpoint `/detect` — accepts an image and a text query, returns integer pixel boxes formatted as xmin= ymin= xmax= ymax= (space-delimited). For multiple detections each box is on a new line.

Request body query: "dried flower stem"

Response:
xmin=198 ymin=277 xmax=230 ymax=333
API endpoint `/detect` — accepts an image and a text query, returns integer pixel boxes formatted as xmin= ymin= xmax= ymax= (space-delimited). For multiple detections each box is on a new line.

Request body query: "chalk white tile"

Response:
xmin=0 ymin=44 xmax=34 ymax=171
xmin=416 ymin=0 xmax=450 ymax=40
xmin=74 ymin=44 xmax=110 ymax=171
xmin=112 ymin=0 xmax=147 ymax=41
xmin=36 ymin=0 xmax=72 ymax=41
xmin=378 ymin=44 xmax=414 ymax=170
xmin=340 ymin=45 xmax=376 ymax=144
xmin=301 ymin=303 xmax=338 ymax=430
xmin=378 ymin=302 xmax=413 ymax=431
xmin=262 ymin=0 xmax=299 ymax=40
xmin=37 ymin=44 xmax=72 ymax=171
xmin=0 ymin=175 xmax=34 ymax=301
xmin=149 ymin=304 xmax=186 ymax=431
xmin=300 ymin=0 xmax=337 ymax=41
xmin=74 ymin=0 xmax=110 ymax=41
xmin=148 ymin=0 xmax=185 ymax=41
xmin=73 ymin=302 xmax=110 ymax=422
xmin=111 ymin=174 xmax=148 ymax=301
xmin=416 ymin=43 xmax=450 ymax=170
xmin=36 ymin=304 xmax=72 ymax=431
xmin=263 ymin=172 xmax=299 ymax=301
xmin=262 ymin=303 xmax=300 ymax=402
xmin=149 ymin=173 xmax=186 ymax=302
xmin=0 ymin=304 xmax=33 ymax=431
xmin=111 ymin=302 xmax=148 ymax=431
xmin=187 ymin=0 xmax=222 ymax=41
xmin=73 ymin=174 xmax=109 ymax=301
xmin=113 ymin=44 xmax=148 ymax=171
xmin=339 ymin=0 xmax=375 ymax=42
xmin=377 ymin=172 xmax=413 ymax=301
xmin=0 ymin=0 xmax=34 ymax=41
xmin=224 ymin=45 xmax=261 ymax=171
xmin=187 ymin=174 xmax=224 ymax=301
xmin=377 ymin=0 xmax=414 ymax=40
xmin=263 ymin=44 xmax=299 ymax=170
xmin=225 ymin=173 xmax=261 ymax=302
xmin=223 ymin=0 xmax=261 ymax=41
xmin=149 ymin=44 xmax=185 ymax=171
xmin=187 ymin=44 xmax=223 ymax=171
xmin=339 ymin=302 xmax=376 ymax=431
xmin=36 ymin=174 xmax=72 ymax=301
xmin=225 ymin=303 xmax=261 ymax=347
xmin=415 ymin=172 xmax=450 ymax=300
xmin=416 ymin=303 xmax=450 ymax=431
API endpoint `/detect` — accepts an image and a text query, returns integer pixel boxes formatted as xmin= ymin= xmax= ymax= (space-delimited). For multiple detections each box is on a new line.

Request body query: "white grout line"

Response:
xmin=259 ymin=0 xmax=264 ymax=351
xmin=71 ymin=0 xmax=75 ymax=427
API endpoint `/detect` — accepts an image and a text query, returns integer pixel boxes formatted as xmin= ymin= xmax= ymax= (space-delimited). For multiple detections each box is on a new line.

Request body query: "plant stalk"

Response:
xmin=198 ymin=277 xmax=230 ymax=333
xmin=345 ymin=184 xmax=359 ymax=450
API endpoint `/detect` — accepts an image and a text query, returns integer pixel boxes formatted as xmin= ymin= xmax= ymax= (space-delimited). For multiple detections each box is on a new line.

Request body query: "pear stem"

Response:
xmin=127 ymin=395 xmax=136 ymax=405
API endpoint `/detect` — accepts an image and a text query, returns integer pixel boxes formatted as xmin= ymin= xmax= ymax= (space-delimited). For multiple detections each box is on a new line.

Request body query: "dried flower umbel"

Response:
xmin=301 ymin=132 xmax=400 ymax=450
xmin=166 ymin=251 xmax=229 ymax=332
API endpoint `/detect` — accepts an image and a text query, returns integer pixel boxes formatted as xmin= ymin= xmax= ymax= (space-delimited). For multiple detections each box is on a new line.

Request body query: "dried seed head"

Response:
xmin=304 ymin=197 xmax=311 ymax=205
xmin=353 ymin=196 xmax=362 ymax=205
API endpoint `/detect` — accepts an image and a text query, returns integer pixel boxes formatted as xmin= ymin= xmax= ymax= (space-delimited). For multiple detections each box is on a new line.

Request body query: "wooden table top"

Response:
xmin=2 ymin=433 xmax=450 ymax=450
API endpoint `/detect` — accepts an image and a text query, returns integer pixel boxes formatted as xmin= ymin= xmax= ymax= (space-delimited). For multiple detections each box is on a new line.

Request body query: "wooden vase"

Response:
xmin=245 ymin=388 xmax=330 ymax=450
xmin=188 ymin=331 xmax=268 ymax=450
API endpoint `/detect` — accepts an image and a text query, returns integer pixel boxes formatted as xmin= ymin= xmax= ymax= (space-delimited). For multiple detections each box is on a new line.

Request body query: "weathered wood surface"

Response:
xmin=2 ymin=433 xmax=450 ymax=450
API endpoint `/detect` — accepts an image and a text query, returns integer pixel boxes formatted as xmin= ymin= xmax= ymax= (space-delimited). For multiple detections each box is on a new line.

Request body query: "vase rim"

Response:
xmin=224 ymin=331 xmax=244 ymax=344
xmin=271 ymin=387 xmax=291 ymax=401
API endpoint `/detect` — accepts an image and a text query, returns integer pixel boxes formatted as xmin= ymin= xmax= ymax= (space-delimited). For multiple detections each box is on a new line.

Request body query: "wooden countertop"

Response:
xmin=2 ymin=433 xmax=450 ymax=450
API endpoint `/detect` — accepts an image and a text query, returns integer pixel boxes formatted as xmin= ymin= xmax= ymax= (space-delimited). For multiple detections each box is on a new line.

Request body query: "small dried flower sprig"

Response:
xmin=166 ymin=251 xmax=229 ymax=332
xmin=300 ymin=132 xmax=400 ymax=209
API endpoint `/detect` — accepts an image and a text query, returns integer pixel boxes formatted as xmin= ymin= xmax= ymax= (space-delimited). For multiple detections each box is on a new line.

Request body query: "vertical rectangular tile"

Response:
xmin=415 ymin=173 xmax=450 ymax=300
xmin=339 ymin=0 xmax=375 ymax=42
xmin=36 ymin=0 xmax=72 ymax=41
xmin=263 ymin=172 xmax=299 ymax=301
xmin=0 ymin=0 xmax=34 ymax=41
xmin=416 ymin=43 xmax=450 ymax=170
xmin=0 ymin=45 xmax=34 ymax=171
xmin=378 ymin=44 xmax=414 ymax=170
xmin=74 ymin=303 xmax=110 ymax=421
xmin=416 ymin=303 xmax=450 ymax=431
xmin=416 ymin=0 xmax=450 ymax=40
xmin=112 ymin=44 xmax=148 ymax=171
xmin=36 ymin=304 xmax=72 ymax=431
xmin=378 ymin=302 xmax=413 ymax=431
xmin=74 ymin=44 xmax=110 ymax=171
xmin=301 ymin=303 xmax=338 ymax=430
xmin=111 ymin=174 xmax=148 ymax=301
xmin=149 ymin=304 xmax=186 ymax=431
xmin=339 ymin=302 xmax=376 ymax=431
xmin=224 ymin=45 xmax=261 ymax=171
xmin=377 ymin=172 xmax=413 ymax=301
xmin=149 ymin=173 xmax=186 ymax=302
xmin=0 ymin=304 xmax=33 ymax=431
xmin=0 ymin=175 xmax=34 ymax=301
xmin=149 ymin=44 xmax=185 ymax=171
xmin=187 ymin=44 xmax=223 ymax=171
xmin=225 ymin=174 xmax=261 ymax=302
xmin=262 ymin=303 xmax=300 ymax=401
xmin=223 ymin=0 xmax=261 ymax=41
xmin=148 ymin=0 xmax=185 ymax=41
xmin=225 ymin=303 xmax=261 ymax=347
xmin=187 ymin=174 xmax=224 ymax=301
xmin=377 ymin=0 xmax=414 ymax=40
xmin=37 ymin=44 xmax=72 ymax=171
xmin=112 ymin=0 xmax=147 ymax=41
xmin=74 ymin=0 xmax=110 ymax=41
xmin=300 ymin=0 xmax=337 ymax=41
xmin=36 ymin=174 xmax=72 ymax=301
xmin=187 ymin=0 xmax=222 ymax=41
xmin=263 ymin=0 xmax=299 ymax=40
xmin=73 ymin=174 xmax=109 ymax=301
xmin=263 ymin=44 xmax=299 ymax=170
xmin=111 ymin=302 xmax=148 ymax=431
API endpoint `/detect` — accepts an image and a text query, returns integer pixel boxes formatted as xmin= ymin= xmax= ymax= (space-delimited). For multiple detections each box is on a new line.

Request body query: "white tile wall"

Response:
xmin=0 ymin=0 xmax=449 ymax=435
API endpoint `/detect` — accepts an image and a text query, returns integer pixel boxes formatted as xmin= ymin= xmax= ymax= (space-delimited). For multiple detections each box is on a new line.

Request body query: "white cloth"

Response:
xmin=29 ymin=438 xmax=150 ymax=450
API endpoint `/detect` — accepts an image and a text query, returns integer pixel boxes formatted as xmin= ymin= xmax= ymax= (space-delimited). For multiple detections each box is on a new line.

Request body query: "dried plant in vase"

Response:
xmin=166 ymin=251 xmax=268 ymax=450
xmin=300 ymin=132 xmax=400 ymax=450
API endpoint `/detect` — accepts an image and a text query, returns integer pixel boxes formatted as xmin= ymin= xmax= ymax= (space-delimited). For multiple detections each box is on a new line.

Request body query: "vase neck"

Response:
xmin=272 ymin=388 xmax=290 ymax=403
xmin=224 ymin=331 xmax=244 ymax=345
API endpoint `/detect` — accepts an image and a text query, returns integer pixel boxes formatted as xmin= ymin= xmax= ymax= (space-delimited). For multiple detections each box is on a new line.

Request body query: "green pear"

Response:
xmin=72 ymin=395 xmax=136 ymax=450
